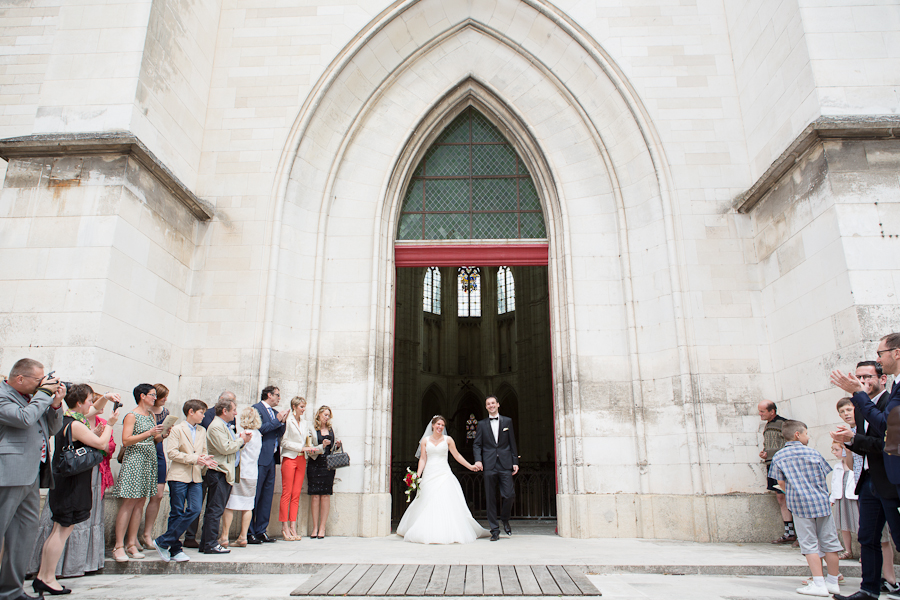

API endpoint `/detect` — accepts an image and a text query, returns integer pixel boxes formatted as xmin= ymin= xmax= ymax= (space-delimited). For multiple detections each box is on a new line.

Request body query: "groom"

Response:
xmin=473 ymin=396 xmax=518 ymax=541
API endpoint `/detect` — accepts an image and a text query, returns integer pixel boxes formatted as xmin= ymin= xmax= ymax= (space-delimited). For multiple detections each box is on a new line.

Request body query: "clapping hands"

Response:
xmin=197 ymin=454 xmax=218 ymax=468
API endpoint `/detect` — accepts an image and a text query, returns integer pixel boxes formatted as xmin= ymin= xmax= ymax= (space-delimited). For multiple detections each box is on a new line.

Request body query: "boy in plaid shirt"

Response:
xmin=769 ymin=420 xmax=843 ymax=597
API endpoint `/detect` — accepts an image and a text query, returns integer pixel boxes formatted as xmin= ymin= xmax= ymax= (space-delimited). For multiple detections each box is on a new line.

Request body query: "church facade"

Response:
xmin=1 ymin=0 xmax=898 ymax=541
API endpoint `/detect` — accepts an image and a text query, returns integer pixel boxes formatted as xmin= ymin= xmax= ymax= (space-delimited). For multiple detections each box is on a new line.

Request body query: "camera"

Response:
xmin=113 ymin=400 xmax=123 ymax=411
xmin=60 ymin=381 xmax=73 ymax=392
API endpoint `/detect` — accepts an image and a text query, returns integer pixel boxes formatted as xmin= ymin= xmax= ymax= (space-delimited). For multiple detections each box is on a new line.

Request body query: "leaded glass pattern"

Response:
xmin=458 ymin=267 xmax=481 ymax=317
xmin=497 ymin=266 xmax=515 ymax=314
xmin=423 ymin=267 xmax=441 ymax=314
xmin=397 ymin=107 xmax=546 ymax=240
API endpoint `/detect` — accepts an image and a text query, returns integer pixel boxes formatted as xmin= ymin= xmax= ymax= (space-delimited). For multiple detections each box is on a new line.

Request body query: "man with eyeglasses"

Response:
xmin=832 ymin=334 xmax=900 ymax=600
xmin=0 ymin=358 xmax=64 ymax=600
xmin=248 ymin=385 xmax=288 ymax=543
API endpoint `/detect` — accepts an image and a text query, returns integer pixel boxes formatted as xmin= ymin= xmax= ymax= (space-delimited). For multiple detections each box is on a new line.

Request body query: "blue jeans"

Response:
xmin=156 ymin=481 xmax=202 ymax=555
xmin=857 ymin=477 xmax=900 ymax=595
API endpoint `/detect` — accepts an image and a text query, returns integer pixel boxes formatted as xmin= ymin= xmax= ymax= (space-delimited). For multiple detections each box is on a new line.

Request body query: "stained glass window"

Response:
xmin=457 ymin=267 xmax=481 ymax=317
xmin=497 ymin=266 xmax=515 ymax=314
xmin=423 ymin=266 xmax=441 ymax=314
xmin=397 ymin=108 xmax=546 ymax=240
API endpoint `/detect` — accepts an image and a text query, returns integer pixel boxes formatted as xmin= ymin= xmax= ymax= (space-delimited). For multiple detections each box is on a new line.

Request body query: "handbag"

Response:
xmin=52 ymin=423 xmax=105 ymax=477
xmin=325 ymin=433 xmax=350 ymax=470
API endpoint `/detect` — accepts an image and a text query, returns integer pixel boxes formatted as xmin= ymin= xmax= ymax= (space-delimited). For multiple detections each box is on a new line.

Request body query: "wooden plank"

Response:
xmin=329 ymin=564 xmax=372 ymax=596
xmin=514 ymin=565 xmax=542 ymax=596
xmin=348 ymin=564 xmax=386 ymax=596
xmin=482 ymin=565 xmax=503 ymax=596
xmin=499 ymin=565 xmax=522 ymax=596
xmin=425 ymin=565 xmax=450 ymax=596
xmin=531 ymin=566 xmax=562 ymax=596
xmin=291 ymin=564 xmax=340 ymax=596
xmin=367 ymin=564 xmax=403 ymax=596
xmin=310 ymin=564 xmax=357 ymax=596
xmin=387 ymin=564 xmax=419 ymax=596
xmin=445 ymin=565 xmax=467 ymax=596
xmin=407 ymin=565 xmax=434 ymax=596
xmin=547 ymin=565 xmax=583 ymax=596
xmin=563 ymin=566 xmax=602 ymax=596
xmin=464 ymin=565 xmax=483 ymax=596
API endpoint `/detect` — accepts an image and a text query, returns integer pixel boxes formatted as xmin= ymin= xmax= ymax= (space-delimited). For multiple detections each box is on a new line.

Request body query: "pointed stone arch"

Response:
xmin=259 ymin=0 xmax=703 ymax=538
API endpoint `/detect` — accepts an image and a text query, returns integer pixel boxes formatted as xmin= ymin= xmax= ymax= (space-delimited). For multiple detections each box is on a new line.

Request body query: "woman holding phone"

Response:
xmin=110 ymin=383 xmax=164 ymax=562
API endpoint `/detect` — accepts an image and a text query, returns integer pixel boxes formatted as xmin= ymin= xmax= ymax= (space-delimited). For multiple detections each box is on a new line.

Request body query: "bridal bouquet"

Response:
xmin=404 ymin=468 xmax=421 ymax=503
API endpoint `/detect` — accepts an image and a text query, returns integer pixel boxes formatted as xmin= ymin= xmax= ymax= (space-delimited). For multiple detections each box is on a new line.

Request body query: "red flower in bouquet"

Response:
xmin=404 ymin=467 xmax=421 ymax=503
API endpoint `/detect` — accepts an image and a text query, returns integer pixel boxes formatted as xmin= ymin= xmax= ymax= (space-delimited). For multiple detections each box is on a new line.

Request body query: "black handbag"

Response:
xmin=51 ymin=422 xmax=104 ymax=477
xmin=325 ymin=436 xmax=350 ymax=470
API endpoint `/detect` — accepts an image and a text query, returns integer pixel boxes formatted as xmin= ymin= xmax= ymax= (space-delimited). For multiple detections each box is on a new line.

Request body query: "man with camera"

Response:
xmin=0 ymin=358 xmax=64 ymax=600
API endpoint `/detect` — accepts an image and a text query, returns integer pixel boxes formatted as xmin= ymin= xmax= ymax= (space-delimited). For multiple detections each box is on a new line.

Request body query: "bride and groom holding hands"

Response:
xmin=396 ymin=396 xmax=519 ymax=544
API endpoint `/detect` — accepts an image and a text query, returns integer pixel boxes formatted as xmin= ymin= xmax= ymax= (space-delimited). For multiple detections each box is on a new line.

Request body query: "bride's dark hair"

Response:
xmin=431 ymin=415 xmax=447 ymax=426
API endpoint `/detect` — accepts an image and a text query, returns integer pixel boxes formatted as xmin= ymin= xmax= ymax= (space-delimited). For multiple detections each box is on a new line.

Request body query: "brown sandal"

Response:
xmin=837 ymin=550 xmax=854 ymax=560
xmin=233 ymin=537 xmax=247 ymax=547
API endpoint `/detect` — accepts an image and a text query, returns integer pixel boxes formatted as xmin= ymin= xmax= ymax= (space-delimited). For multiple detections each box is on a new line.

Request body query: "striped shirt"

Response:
xmin=768 ymin=441 xmax=833 ymax=519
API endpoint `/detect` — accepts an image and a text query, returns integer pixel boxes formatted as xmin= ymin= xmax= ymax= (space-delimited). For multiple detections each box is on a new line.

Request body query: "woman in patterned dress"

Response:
xmin=139 ymin=383 xmax=171 ymax=549
xmin=110 ymin=383 xmax=163 ymax=562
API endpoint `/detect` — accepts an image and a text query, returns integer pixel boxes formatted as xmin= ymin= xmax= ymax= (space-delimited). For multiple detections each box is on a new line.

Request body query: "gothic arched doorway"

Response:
xmin=390 ymin=107 xmax=556 ymax=525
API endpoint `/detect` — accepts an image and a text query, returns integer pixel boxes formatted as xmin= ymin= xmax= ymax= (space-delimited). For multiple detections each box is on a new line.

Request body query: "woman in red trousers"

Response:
xmin=279 ymin=397 xmax=320 ymax=540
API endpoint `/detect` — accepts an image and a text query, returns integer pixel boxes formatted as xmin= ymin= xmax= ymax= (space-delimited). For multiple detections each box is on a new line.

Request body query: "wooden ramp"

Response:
xmin=291 ymin=564 xmax=601 ymax=596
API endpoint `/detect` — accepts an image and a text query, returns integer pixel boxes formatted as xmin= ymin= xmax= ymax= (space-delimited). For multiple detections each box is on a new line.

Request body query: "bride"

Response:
xmin=396 ymin=415 xmax=489 ymax=544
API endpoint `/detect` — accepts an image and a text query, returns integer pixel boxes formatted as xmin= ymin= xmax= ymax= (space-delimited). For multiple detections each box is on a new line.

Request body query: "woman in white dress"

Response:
xmin=219 ymin=407 xmax=262 ymax=547
xmin=397 ymin=415 xmax=489 ymax=544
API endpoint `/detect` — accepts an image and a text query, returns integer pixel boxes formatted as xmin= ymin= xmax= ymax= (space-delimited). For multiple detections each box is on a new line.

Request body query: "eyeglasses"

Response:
xmin=19 ymin=374 xmax=43 ymax=381
xmin=858 ymin=374 xmax=879 ymax=380
xmin=877 ymin=348 xmax=899 ymax=357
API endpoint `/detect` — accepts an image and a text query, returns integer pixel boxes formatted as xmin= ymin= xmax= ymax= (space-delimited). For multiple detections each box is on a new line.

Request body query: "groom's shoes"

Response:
xmin=503 ymin=521 xmax=512 ymax=536
xmin=490 ymin=532 xmax=500 ymax=542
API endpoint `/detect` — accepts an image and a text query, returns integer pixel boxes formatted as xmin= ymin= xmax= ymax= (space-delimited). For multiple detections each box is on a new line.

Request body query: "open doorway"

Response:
xmin=391 ymin=264 xmax=555 ymax=526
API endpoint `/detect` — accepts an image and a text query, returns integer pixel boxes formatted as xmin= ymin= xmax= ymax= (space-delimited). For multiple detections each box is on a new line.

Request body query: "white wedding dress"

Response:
xmin=396 ymin=437 xmax=489 ymax=544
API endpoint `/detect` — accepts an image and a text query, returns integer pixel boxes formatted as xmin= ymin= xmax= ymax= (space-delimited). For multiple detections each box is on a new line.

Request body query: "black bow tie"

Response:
xmin=490 ymin=417 xmax=499 ymax=420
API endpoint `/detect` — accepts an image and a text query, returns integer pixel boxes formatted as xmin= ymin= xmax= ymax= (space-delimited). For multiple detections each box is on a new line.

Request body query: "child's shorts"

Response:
xmin=795 ymin=515 xmax=843 ymax=556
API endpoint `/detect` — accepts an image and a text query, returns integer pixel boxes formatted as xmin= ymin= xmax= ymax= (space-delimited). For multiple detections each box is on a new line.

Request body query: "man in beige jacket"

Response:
xmin=200 ymin=398 xmax=250 ymax=554
xmin=152 ymin=399 xmax=217 ymax=563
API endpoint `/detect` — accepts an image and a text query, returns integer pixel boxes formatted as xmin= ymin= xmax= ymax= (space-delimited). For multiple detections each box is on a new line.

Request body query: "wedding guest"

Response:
xmin=0 ymin=359 xmax=63 ymax=600
xmin=830 ymin=440 xmax=858 ymax=560
xmin=307 ymin=406 xmax=339 ymax=539
xmin=201 ymin=398 xmax=251 ymax=554
xmin=220 ymin=407 xmax=262 ymax=548
xmin=110 ymin=384 xmax=164 ymax=562
xmin=32 ymin=384 xmax=119 ymax=595
xmin=279 ymin=397 xmax=320 ymax=541
xmin=249 ymin=386 xmax=287 ymax=543
xmin=152 ymin=400 xmax=216 ymax=563
xmin=28 ymin=387 xmax=119 ymax=578
xmin=182 ymin=391 xmax=237 ymax=548
xmin=139 ymin=384 xmax=171 ymax=549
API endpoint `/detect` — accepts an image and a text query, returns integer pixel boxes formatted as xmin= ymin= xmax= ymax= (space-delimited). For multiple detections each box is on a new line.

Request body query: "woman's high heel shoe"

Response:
xmin=126 ymin=544 xmax=145 ymax=559
xmin=113 ymin=546 xmax=129 ymax=562
xmin=33 ymin=578 xmax=72 ymax=595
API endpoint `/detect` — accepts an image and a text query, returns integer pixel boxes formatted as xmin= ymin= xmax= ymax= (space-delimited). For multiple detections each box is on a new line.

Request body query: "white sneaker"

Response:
xmin=171 ymin=551 xmax=190 ymax=562
xmin=825 ymin=581 xmax=840 ymax=594
xmin=152 ymin=539 xmax=170 ymax=563
xmin=795 ymin=583 xmax=829 ymax=597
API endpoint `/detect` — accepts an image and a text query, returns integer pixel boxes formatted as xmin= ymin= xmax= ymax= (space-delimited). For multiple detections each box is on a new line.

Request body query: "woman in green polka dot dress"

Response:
xmin=110 ymin=383 xmax=164 ymax=562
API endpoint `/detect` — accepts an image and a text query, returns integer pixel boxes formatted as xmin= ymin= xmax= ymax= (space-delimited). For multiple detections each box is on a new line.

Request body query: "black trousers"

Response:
xmin=857 ymin=477 xmax=900 ymax=595
xmin=483 ymin=469 xmax=515 ymax=534
xmin=184 ymin=476 xmax=208 ymax=541
xmin=200 ymin=470 xmax=231 ymax=551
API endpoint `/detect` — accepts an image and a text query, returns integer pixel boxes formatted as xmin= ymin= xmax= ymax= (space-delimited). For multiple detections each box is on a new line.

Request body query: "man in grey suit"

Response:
xmin=0 ymin=358 xmax=64 ymax=600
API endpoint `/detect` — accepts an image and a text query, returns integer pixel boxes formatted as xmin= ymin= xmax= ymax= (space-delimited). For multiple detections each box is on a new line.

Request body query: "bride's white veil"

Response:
xmin=414 ymin=418 xmax=437 ymax=459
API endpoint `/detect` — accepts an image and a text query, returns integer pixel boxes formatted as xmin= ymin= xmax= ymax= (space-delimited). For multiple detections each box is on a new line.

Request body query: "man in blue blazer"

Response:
xmin=832 ymin=333 xmax=900 ymax=487
xmin=248 ymin=385 xmax=287 ymax=543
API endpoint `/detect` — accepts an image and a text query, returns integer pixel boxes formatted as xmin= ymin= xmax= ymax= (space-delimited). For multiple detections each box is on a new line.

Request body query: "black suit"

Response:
xmin=185 ymin=408 xmax=236 ymax=542
xmin=473 ymin=415 xmax=518 ymax=535
xmin=847 ymin=389 xmax=900 ymax=596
